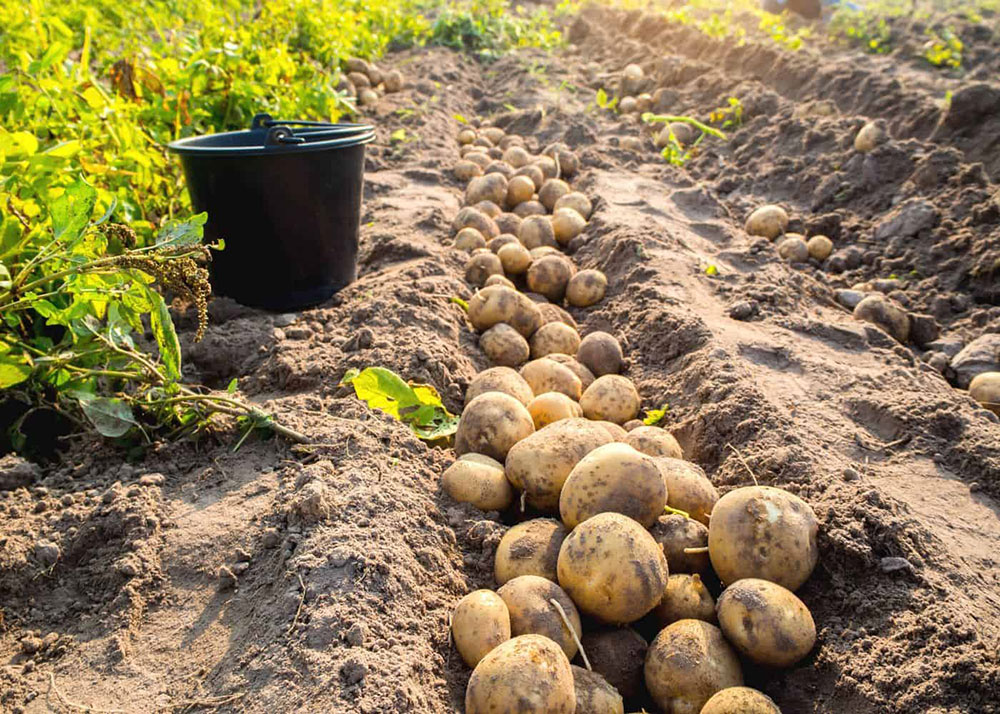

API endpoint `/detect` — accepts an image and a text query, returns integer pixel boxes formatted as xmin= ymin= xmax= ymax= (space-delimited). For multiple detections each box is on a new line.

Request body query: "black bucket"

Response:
xmin=168 ymin=114 xmax=375 ymax=311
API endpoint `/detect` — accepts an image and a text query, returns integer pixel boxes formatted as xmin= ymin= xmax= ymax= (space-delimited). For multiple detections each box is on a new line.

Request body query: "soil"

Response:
xmin=2 ymin=6 xmax=1000 ymax=714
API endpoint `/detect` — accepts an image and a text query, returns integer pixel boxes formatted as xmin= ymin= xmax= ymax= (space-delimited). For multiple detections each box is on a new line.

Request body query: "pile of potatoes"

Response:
xmin=744 ymin=204 xmax=833 ymax=264
xmin=339 ymin=57 xmax=404 ymax=109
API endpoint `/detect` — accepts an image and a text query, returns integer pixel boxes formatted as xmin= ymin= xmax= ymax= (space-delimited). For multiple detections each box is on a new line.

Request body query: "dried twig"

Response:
xmin=549 ymin=598 xmax=590 ymax=671
xmin=47 ymin=673 xmax=126 ymax=714
xmin=725 ymin=443 xmax=758 ymax=486
xmin=285 ymin=572 xmax=306 ymax=637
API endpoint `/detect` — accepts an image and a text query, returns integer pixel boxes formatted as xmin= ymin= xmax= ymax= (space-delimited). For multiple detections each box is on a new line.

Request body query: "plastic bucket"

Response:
xmin=168 ymin=114 xmax=375 ymax=311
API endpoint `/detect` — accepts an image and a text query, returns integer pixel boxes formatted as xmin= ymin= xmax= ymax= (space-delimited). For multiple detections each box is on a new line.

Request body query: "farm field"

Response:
xmin=1 ymin=0 xmax=999 ymax=712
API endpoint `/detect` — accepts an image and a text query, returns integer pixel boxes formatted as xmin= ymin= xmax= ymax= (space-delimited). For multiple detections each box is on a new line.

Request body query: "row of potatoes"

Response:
xmin=441 ymin=123 xmax=820 ymax=714
xmin=338 ymin=57 xmax=405 ymax=109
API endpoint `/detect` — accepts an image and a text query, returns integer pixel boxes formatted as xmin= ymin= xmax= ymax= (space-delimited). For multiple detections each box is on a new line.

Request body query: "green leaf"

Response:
xmin=340 ymin=366 xmax=459 ymax=440
xmin=450 ymin=296 xmax=469 ymax=312
xmin=50 ymin=180 xmax=97 ymax=243
xmin=74 ymin=392 xmax=138 ymax=438
xmin=390 ymin=128 xmax=407 ymax=142
xmin=226 ymin=378 xmax=238 ymax=394
xmin=0 ymin=261 xmax=10 ymax=291
xmin=0 ymin=355 xmax=32 ymax=388
xmin=453 ymin=113 xmax=468 ymax=124
xmin=643 ymin=405 xmax=669 ymax=426
xmin=148 ymin=290 xmax=181 ymax=381
xmin=596 ymin=88 xmax=608 ymax=108
xmin=156 ymin=213 xmax=208 ymax=248
xmin=704 ymin=264 xmax=718 ymax=277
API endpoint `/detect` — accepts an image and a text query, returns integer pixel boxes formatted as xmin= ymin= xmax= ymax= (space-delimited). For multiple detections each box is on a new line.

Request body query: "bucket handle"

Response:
xmin=251 ymin=113 xmax=371 ymax=132
xmin=263 ymin=127 xmax=305 ymax=146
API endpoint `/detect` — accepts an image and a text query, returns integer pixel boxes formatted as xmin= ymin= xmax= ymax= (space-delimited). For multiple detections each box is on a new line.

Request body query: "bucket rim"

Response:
xmin=167 ymin=126 xmax=375 ymax=157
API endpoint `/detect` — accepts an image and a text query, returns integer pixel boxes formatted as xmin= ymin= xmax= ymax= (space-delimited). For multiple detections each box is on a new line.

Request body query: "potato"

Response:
xmin=645 ymin=620 xmax=743 ymax=714
xmin=708 ymin=486 xmax=818 ymax=591
xmin=468 ymin=285 xmax=544 ymax=337
xmin=546 ymin=353 xmax=595 ymax=390
xmin=970 ymin=372 xmax=1000 ymax=414
xmin=466 ymin=173 xmax=508 ymax=206
xmin=519 ymin=215 xmax=558 ymax=250
xmin=543 ymin=143 xmax=581 ymax=178
xmin=465 ymin=151 xmax=492 ymax=169
xmin=854 ymin=120 xmax=887 ymax=153
xmin=494 ymin=242 xmax=531 ymax=276
xmin=622 ymin=63 xmax=644 ymax=92
xmin=499 ymin=134 xmax=525 ymax=150
xmin=655 ymin=574 xmax=716 ymax=626
xmin=539 ymin=179 xmax=571 ymax=211
xmin=624 ymin=425 xmax=682 ymax=458
xmin=466 ymin=634 xmax=575 ymax=714
xmin=529 ymin=246 xmax=562 ymax=260
xmin=744 ymin=205 xmax=789 ymax=240
xmin=552 ymin=207 xmax=587 ymax=245
xmin=505 ymin=418 xmax=612 ymax=510
xmin=358 ymin=88 xmax=379 ymax=107
xmin=530 ymin=322 xmax=581 ymax=360
xmin=485 ymin=161 xmax=514 ymax=180
xmin=495 ymin=518 xmax=568 ymax=585
xmin=807 ymin=234 xmax=833 ymax=261
xmin=557 ymin=512 xmax=668 ymax=623
xmin=559 ymin=442 xmax=666 ymax=528
xmin=594 ymin=420 xmax=628 ymax=440
xmin=348 ymin=71 xmax=371 ymax=89
xmin=566 ymin=269 xmax=607 ymax=307
xmin=466 ymin=366 xmax=534 ymax=407
xmin=528 ymin=392 xmax=583 ymax=429
xmin=456 ymin=226 xmax=487 ymax=252
xmin=527 ymin=255 xmax=574 ymax=302
xmin=455 ymin=392 xmax=535 ymax=461
xmin=515 ymin=164 xmax=546 ymax=190
xmin=777 ymin=234 xmax=809 ymax=262
xmin=581 ymin=628 xmax=648 ymax=701
xmin=458 ymin=128 xmax=478 ymax=145
xmin=538 ymin=303 xmax=579 ymax=331
xmin=716 ymin=578 xmax=816 ymax=667
xmin=452 ymin=589 xmax=511 ymax=668
xmin=577 ymin=332 xmax=623 ymax=376
xmin=365 ymin=63 xmax=383 ymax=86
xmin=654 ymin=458 xmax=718 ymax=526
xmin=488 ymin=146 xmax=504 ymax=160
xmin=520 ymin=357 xmax=583 ymax=400
xmin=853 ymin=294 xmax=910 ymax=343
xmin=554 ymin=192 xmax=592 ymax=219
xmin=514 ymin=200 xmax=548 ymax=218
xmin=502 ymin=146 xmax=532 ymax=168
xmin=383 ymin=69 xmax=403 ymax=92
xmin=344 ymin=57 xmax=370 ymax=74
xmin=455 ymin=160 xmax=484 ymax=181
xmin=650 ymin=514 xmax=709 ymax=574
xmin=580 ymin=375 xmax=640 ymax=425
xmin=701 ymin=687 xmax=781 ymax=714
xmin=535 ymin=155 xmax=558 ymax=180
xmin=475 ymin=200 xmax=503 ymax=218
xmin=623 ymin=419 xmax=643 ymax=431
xmin=506 ymin=175 xmax=536 ymax=207
xmin=453 ymin=206 xmax=500 ymax=239
xmin=488 ymin=234 xmax=520 ymax=253
xmin=473 ymin=136 xmax=492 ymax=149
xmin=620 ymin=135 xmax=643 ymax=152
xmin=481 ymin=323 xmax=531 ymax=368
xmin=442 ymin=453 xmax=513 ymax=512
xmin=497 ymin=575 xmax=582 ymax=659
xmin=482 ymin=127 xmax=506 ymax=145
xmin=636 ymin=92 xmax=653 ymax=113
xmin=466 ymin=252 xmax=504 ymax=286
xmin=484 ymin=274 xmax=516 ymax=289
xmin=496 ymin=212 xmax=523 ymax=236
xmin=619 ymin=96 xmax=638 ymax=114
xmin=572 ymin=666 xmax=625 ymax=714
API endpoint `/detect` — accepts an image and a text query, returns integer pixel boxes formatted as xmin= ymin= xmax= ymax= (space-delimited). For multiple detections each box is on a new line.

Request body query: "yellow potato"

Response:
xmin=520 ymin=357 xmax=583 ymax=400
xmin=650 ymin=514 xmax=709 ymax=574
xmin=716 ymin=578 xmax=816 ymax=668
xmin=515 ymin=164 xmax=545 ymax=190
xmin=566 ymin=269 xmax=607 ymax=307
xmin=530 ymin=322 xmax=581 ymax=359
xmin=455 ymin=226 xmax=487 ymax=252
xmin=618 ymin=96 xmax=638 ymax=114
xmin=594 ymin=420 xmax=628 ymax=440
xmin=581 ymin=628 xmax=648 ymax=701
xmin=527 ymin=255 xmax=574 ymax=302
xmin=545 ymin=353 xmax=595 ymax=390
xmin=577 ymin=332 xmax=624 ymax=376
xmin=807 ymin=235 xmax=833 ymax=261
xmin=744 ymin=205 xmax=789 ymax=240
xmin=466 ymin=173 xmax=508 ymax=206
xmin=543 ymin=143 xmax=581 ymax=177
xmin=554 ymin=191 xmax=592 ymax=219
xmin=537 ymin=303 xmax=579 ymax=331
xmin=559 ymin=442 xmax=665 ymax=528
xmin=465 ymin=252 xmax=504 ymax=287
xmin=506 ymin=174 xmax=536 ymax=207
xmin=701 ymin=687 xmax=781 ymax=714
xmin=580 ymin=375 xmax=640 ymax=425
xmin=854 ymin=121 xmax=888 ymax=153
xmin=624 ymin=425 xmax=682 ymax=458
xmin=455 ymin=392 xmax=535 ymax=461
xmin=453 ymin=206 xmax=500 ymax=239
xmin=497 ymin=241 xmax=533 ymax=275
xmin=383 ymin=69 xmax=403 ymax=92
xmin=455 ymin=160 xmax=484 ymax=181
xmin=539 ymin=178 xmax=571 ymax=211
xmin=466 ymin=366 xmax=534 ymax=406
xmin=655 ymin=573 xmax=716 ymax=626
xmin=482 ymin=127 xmax=506 ymax=145
xmin=495 ymin=518 xmax=568 ymax=585
xmin=970 ymin=372 xmax=1000 ymax=414
xmin=502 ymin=145 xmax=532 ymax=168
xmin=499 ymin=134 xmax=525 ymax=150
xmin=777 ymin=235 xmax=809 ymax=262
xmin=484 ymin=274 xmax=515 ymax=289
xmin=572 ymin=666 xmax=625 ymax=714
xmin=488 ymin=233 xmax=520 ymax=253
xmin=552 ymin=207 xmax=587 ymax=245
xmin=442 ymin=453 xmax=513 ymax=511
xmin=457 ymin=128 xmax=477 ymax=145
xmin=480 ymin=323 xmax=531 ymax=368
xmin=466 ymin=635 xmax=575 ymax=714
xmin=468 ymin=285 xmax=543 ymax=338
xmin=474 ymin=200 xmax=503 ymax=218
xmin=465 ymin=151 xmax=492 ymax=169
xmin=534 ymin=155 xmax=558 ymax=180
xmin=497 ymin=575 xmax=582 ymax=659
xmin=514 ymin=199 xmax=548 ymax=217
xmin=519 ymin=215 xmax=558 ymax=250
xmin=528 ymin=392 xmax=583 ymax=430
xmin=496 ymin=212 xmax=523 ymax=236
xmin=452 ymin=589 xmax=511 ymax=668
xmin=654 ymin=458 xmax=719 ymax=526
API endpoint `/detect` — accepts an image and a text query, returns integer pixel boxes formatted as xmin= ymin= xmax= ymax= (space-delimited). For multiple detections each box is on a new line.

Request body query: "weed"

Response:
xmin=710 ymin=97 xmax=743 ymax=129
xmin=923 ymin=28 xmax=963 ymax=69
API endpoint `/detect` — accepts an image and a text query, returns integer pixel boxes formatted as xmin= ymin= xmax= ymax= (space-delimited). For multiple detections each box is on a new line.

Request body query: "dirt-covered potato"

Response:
xmin=496 ymin=212 xmax=523 ymax=236
xmin=455 ymin=160 xmax=484 ymax=181
xmin=538 ymin=303 xmax=579 ymax=332
xmin=505 ymin=418 xmax=612 ymax=510
xmin=495 ymin=518 xmax=568 ymax=585
xmin=577 ymin=332 xmax=623 ymax=376
xmin=358 ymin=88 xmax=379 ymax=107
xmin=458 ymin=128 xmax=478 ymax=145
xmin=644 ymin=620 xmax=743 ymax=714
xmin=452 ymin=589 xmax=511 ymax=668
xmin=513 ymin=200 xmax=547 ymax=218
xmin=777 ymin=235 xmax=809 ymax=262
xmin=554 ymin=192 xmax=592 ymax=219
xmin=474 ymin=200 xmax=503 ymax=218
xmin=572 ymin=666 xmax=625 ymax=714
xmin=466 ymin=173 xmax=508 ymax=207
xmin=481 ymin=323 xmax=531 ymax=368
xmin=383 ymin=69 xmax=403 ymax=92
xmin=473 ymin=136 xmax=492 ymax=149
xmin=623 ymin=419 xmax=643 ymax=431
xmin=970 ymin=372 xmax=1000 ymax=414
xmin=497 ymin=575 xmax=582 ymax=659
xmin=529 ymin=246 xmax=562 ymax=260
xmin=465 ymin=151 xmax=492 ymax=169
xmin=595 ymin=420 xmax=628 ymax=440
xmin=580 ymin=375 xmax=640 ymax=425
xmin=489 ymin=233 xmax=520 ymax=253
xmin=655 ymin=574 xmax=716 ymax=626
xmin=484 ymin=274 xmax=516 ymax=289
xmin=552 ymin=207 xmax=587 ymax=245
xmin=348 ymin=71 xmax=371 ymax=89
xmin=539 ymin=179 xmax=571 ymax=211
xmin=581 ymin=628 xmax=648 ymax=701
xmin=455 ymin=392 xmax=535 ymax=461
xmin=455 ymin=226 xmax=487 ymax=252
xmin=515 ymin=164 xmax=546 ymax=190
xmin=466 ymin=252 xmax=504 ymax=286
xmin=543 ymin=143 xmax=581 ymax=178
xmin=364 ymin=63 xmax=383 ymax=86
xmin=618 ymin=96 xmax=638 ymax=114
xmin=499 ymin=134 xmax=525 ymax=150
xmin=442 ymin=453 xmax=513 ymax=512
xmin=501 ymin=145 xmax=531 ymax=169
xmin=650 ymin=514 xmax=710 ymax=574
xmin=546 ymin=353 xmax=595 ymax=390
xmin=807 ymin=234 xmax=833 ymax=261
xmin=559 ymin=442 xmax=666 ymax=528
xmin=854 ymin=121 xmax=887 ymax=153
xmin=485 ymin=161 xmax=514 ymax=180
xmin=453 ymin=206 xmax=500 ymax=239
xmin=701 ymin=687 xmax=781 ymax=714
xmin=530 ymin=322 xmax=581 ymax=359
xmin=527 ymin=255 xmax=574 ymax=302
xmin=468 ymin=285 xmax=544 ymax=337
xmin=624 ymin=426 xmax=682 ymax=459
xmin=654 ymin=458 xmax=718 ymax=526
xmin=482 ymin=126 xmax=505 ymax=145
xmin=716 ymin=578 xmax=816 ymax=668
xmin=557 ymin=512 xmax=668 ymax=623
xmin=519 ymin=215 xmax=558 ymax=250
xmin=566 ymin=269 xmax=607 ymax=307
xmin=466 ymin=634 xmax=576 ymax=714
xmin=535 ymin=155 xmax=558 ymax=180
xmin=466 ymin=366 xmax=534 ymax=407
xmin=520 ymin=357 xmax=583 ymax=400
xmin=496 ymin=242 xmax=532 ymax=276
xmin=635 ymin=92 xmax=653 ymax=113
xmin=853 ymin=294 xmax=911 ymax=343
xmin=506 ymin=174 xmax=536 ymax=207
xmin=528 ymin=391 xmax=583 ymax=430
xmin=708 ymin=486 xmax=819 ymax=591
xmin=744 ymin=205 xmax=789 ymax=240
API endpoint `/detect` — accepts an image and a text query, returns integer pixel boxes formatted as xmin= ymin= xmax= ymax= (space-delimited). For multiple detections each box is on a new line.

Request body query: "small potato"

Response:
xmin=452 ymin=590 xmax=511 ymax=668
xmin=619 ymin=96 xmax=638 ymax=114
xmin=853 ymin=294 xmax=910 ymax=343
xmin=535 ymin=155 xmax=558 ymax=180
xmin=466 ymin=252 xmax=504 ymax=286
xmin=365 ymin=64 xmax=383 ymax=86
xmin=481 ymin=323 xmax=531 ymax=368
xmin=453 ymin=206 xmax=500 ymax=239
xmin=497 ymin=242 xmax=533 ymax=275
xmin=539 ymin=179 xmax=571 ymax=211
xmin=503 ymin=146 xmax=532 ymax=168
xmin=484 ymin=274 xmax=515 ymax=289
xmin=455 ymin=392 xmax=535 ymax=461
xmin=572 ymin=666 xmax=625 ymax=714
xmin=655 ymin=573 xmax=716 ymax=626
xmin=552 ymin=207 xmax=587 ymax=245
xmin=530 ymin=322 xmax=581 ymax=359
xmin=566 ymin=269 xmax=607 ymax=307
xmin=854 ymin=121 xmax=888 ymax=153
xmin=487 ymin=146 xmax=503 ymax=160
xmin=465 ymin=151 xmax=492 ymax=169
xmin=474 ymin=200 xmax=502 ymax=218
xmin=499 ymin=134 xmax=525 ymax=150
xmin=466 ymin=173 xmax=508 ymax=206
xmin=528 ymin=392 xmax=583 ymax=430
xmin=497 ymin=575 xmax=582 ymax=659
xmin=473 ymin=137 xmax=492 ymax=149
xmin=529 ymin=246 xmax=562 ymax=260
xmin=482 ymin=127 xmax=506 ymax=145
xmin=515 ymin=164 xmax=546 ymax=190
xmin=577 ymin=332 xmax=623 ymax=376
xmin=505 ymin=418 xmax=612 ymax=511
xmin=594 ymin=420 xmax=628 ymax=440
xmin=466 ymin=366 xmax=534 ymax=407
xmin=970 ymin=372 xmax=1000 ymax=414
xmin=520 ymin=357 xmax=583 ymax=400
xmin=538 ymin=303 xmax=579 ymax=331
xmin=495 ymin=518 xmax=568 ymax=584
xmin=644 ymin=620 xmax=743 ymax=714
xmin=807 ymin=234 xmax=833 ymax=261
xmin=468 ymin=285 xmax=544 ymax=337
xmin=519 ymin=215 xmax=558 ymax=250
xmin=455 ymin=226 xmax=487 ymax=252
xmin=546 ymin=354 xmax=595 ymax=390
xmin=455 ymin=160 xmax=484 ymax=181
xmin=465 ymin=635 xmax=575 ymax=714
xmin=358 ymin=88 xmax=379 ymax=108
xmin=744 ymin=205 xmax=789 ymax=240
xmin=559 ymin=442 xmax=665 ymax=528
xmin=506 ymin=175 xmax=536 ymax=207
xmin=623 ymin=419 xmax=643 ymax=431
xmin=344 ymin=57 xmax=370 ymax=74
xmin=543 ymin=143 xmax=580 ymax=177
xmin=650 ymin=514 xmax=709 ymax=574
xmin=701 ymin=687 xmax=781 ymax=714
xmin=527 ymin=255 xmax=574 ymax=302
xmin=554 ymin=191 xmax=593 ymax=219
xmin=708 ymin=486 xmax=819 ymax=591
xmin=485 ymin=161 xmax=514 ymax=180
xmin=654 ymin=458 xmax=719 ymax=526
xmin=777 ymin=235 xmax=809 ymax=262
xmin=624 ymin=426 xmax=682 ymax=459
xmin=348 ymin=71 xmax=371 ymax=89
xmin=458 ymin=128 xmax=478 ymax=145
xmin=581 ymin=628 xmax=648 ymax=701
xmin=496 ymin=212 xmax=523 ymax=236
xmin=557 ymin=512 xmax=668 ymax=624
xmin=636 ymin=92 xmax=653 ymax=113
xmin=514 ymin=200 xmax=548 ymax=218
xmin=620 ymin=136 xmax=644 ymax=152
xmin=489 ymin=234 xmax=520 ymax=253
xmin=580 ymin=375 xmax=640 ymax=425
xmin=716 ymin=578 xmax=816 ymax=668
xmin=442 ymin=453 xmax=514 ymax=512
xmin=669 ymin=122 xmax=695 ymax=146
xmin=383 ymin=69 xmax=403 ymax=92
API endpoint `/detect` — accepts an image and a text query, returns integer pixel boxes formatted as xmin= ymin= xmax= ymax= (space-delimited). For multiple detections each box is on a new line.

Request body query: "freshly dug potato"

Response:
xmin=566 ymin=269 xmax=608 ymax=308
xmin=497 ymin=575 xmax=583 ymax=659
xmin=552 ymin=207 xmax=587 ymax=245
xmin=635 ymin=92 xmax=653 ymax=113
xmin=496 ymin=212 xmax=523 ymax=235
xmin=853 ymin=294 xmax=910 ymax=343
xmin=557 ymin=512 xmax=668 ymax=623
xmin=744 ymin=205 xmax=789 ymax=240
xmin=365 ymin=64 xmax=383 ymax=86
xmin=514 ymin=200 xmax=548 ymax=218
xmin=854 ymin=121 xmax=887 ymax=153
xmin=497 ymin=242 xmax=533 ymax=276
xmin=498 ymin=134 xmax=524 ymax=150
xmin=484 ymin=274 xmax=516 ymax=289
xmin=458 ymin=128 xmax=478 ymax=145
xmin=465 ymin=151 xmax=492 ymax=169
xmin=535 ymin=155 xmax=558 ymax=180
xmin=580 ymin=375 xmax=640 ymax=425
xmin=519 ymin=215 xmax=558 ymax=250
xmin=644 ymin=620 xmax=743 ymax=714
xmin=559 ymin=442 xmax=666 ymax=528
xmin=466 ymin=173 xmax=508 ymax=206
xmin=543 ymin=143 xmax=580 ymax=178
xmin=701 ymin=687 xmax=781 ymax=714
xmin=515 ymin=164 xmax=546 ymax=190
xmin=520 ymin=357 xmax=583 ymax=400
xmin=554 ymin=192 xmax=590 ymax=219
xmin=383 ymin=69 xmax=403 ymax=92
xmin=538 ymin=303 xmax=579 ymax=331
xmin=358 ymin=88 xmax=379 ymax=108
xmin=468 ymin=285 xmax=544 ymax=337
xmin=581 ymin=628 xmax=648 ymax=701
xmin=485 ymin=161 xmax=514 ymax=180
xmin=455 ymin=160 xmax=484 ymax=181
xmin=527 ymin=255 xmax=574 ymax=302
xmin=488 ymin=234 xmax=520 ymax=253
xmin=650 ymin=514 xmax=710 ymax=574
xmin=623 ymin=419 xmax=643 ymax=431
xmin=348 ymin=71 xmax=371 ymax=89
xmin=577 ymin=332 xmax=623 ymax=376
xmin=455 ymin=226 xmax=487 ymax=252
xmin=970 ymin=372 xmax=1000 ymax=414
xmin=506 ymin=175 xmax=536 ymax=207
xmin=466 ymin=366 xmax=534 ymax=407
xmin=455 ymin=392 xmax=535 ymax=461
xmin=452 ymin=589 xmax=511 ymax=668
xmin=495 ymin=518 xmax=568 ymax=584
xmin=618 ymin=96 xmax=638 ymax=115
xmin=572 ymin=666 xmax=625 ymax=714
xmin=669 ymin=122 xmax=695 ymax=146
xmin=466 ymin=634 xmax=575 ymax=714
xmin=475 ymin=200 xmax=503 ymax=218
xmin=624 ymin=425 xmax=682 ymax=459
xmin=530 ymin=322 xmax=581 ymax=359
xmin=505 ymin=418 xmax=612 ymax=510
xmin=807 ymin=234 xmax=833 ymax=261
xmin=442 ymin=453 xmax=513 ymax=511
xmin=453 ymin=206 xmax=500 ymax=239
xmin=529 ymin=246 xmax=562 ymax=260
xmin=539 ymin=179 xmax=571 ymax=211
xmin=481 ymin=323 xmax=531 ymax=368
xmin=777 ymin=234 xmax=809 ymax=262
xmin=654 ymin=458 xmax=718 ymax=526
xmin=708 ymin=486 xmax=819 ymax=591
xmin=528 ymin=392 xmax=583 ymax=429
xmin=595 ymin=420 xmax=628 ymax=440
xmin=344 ymin=57 xmax=370 ymax=74
xmin=546 ymin=353 xmax=595 ymax=390
xmin=621 ymin=63 xmax=645 ymax=94
xmin=716 ymin=578 xmax=816 ymax=667
xmin=655 ymin=573 xmax=716 ymax=626
xmin=620 ymin=135 xmax=644 ymax=152
xmin=482 ymin=127 xmax=506 ymax=145
xmin=466 ymin=251 xmax=504 ymax=287
xmin=499 ymin=146 xmax=528 ymax=168
xmin=473 ymin=136 xmax=493 ymax=149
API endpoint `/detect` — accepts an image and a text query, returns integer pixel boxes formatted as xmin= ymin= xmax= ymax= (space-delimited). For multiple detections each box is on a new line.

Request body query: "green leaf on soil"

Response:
xmin=73 ymin=392 xmax=138 ymax=438
xmin=453 ymin=113 xmax=468 ymax=124
xmin=643 ymin=405 xmax=668 ymax=425
xmin=340 ymin=366 xmax=459 ymax=441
